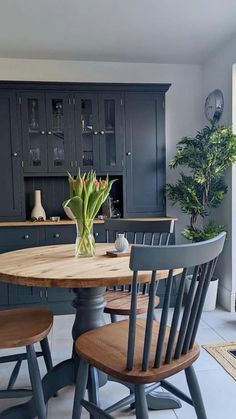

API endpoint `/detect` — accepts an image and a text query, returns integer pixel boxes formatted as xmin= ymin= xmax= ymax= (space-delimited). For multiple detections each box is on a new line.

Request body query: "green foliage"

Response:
xmin=167 ymin=123 xmax=236 ymax=241
xmin=183 ymin=221 xmax=225 ymax=242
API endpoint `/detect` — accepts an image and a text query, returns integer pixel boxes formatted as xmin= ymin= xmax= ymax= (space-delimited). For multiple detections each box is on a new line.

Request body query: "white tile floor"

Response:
xmin=1 ymin=308 xmax=236 ymax=418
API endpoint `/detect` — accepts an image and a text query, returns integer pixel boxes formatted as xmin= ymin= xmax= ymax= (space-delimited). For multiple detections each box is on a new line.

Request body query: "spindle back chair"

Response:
xmin=73 ymin=232 xmax=226 ymax=419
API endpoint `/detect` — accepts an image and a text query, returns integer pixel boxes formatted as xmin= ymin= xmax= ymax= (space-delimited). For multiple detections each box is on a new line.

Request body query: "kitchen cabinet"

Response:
xmin=74 ymin=92 xmax=124 ymax=172
xmin=124 ymin=92 xmax=166 ymax=217
xmin=19 ymin=91 xmax=74 ymax=174
xmin=0 ymin=90 xmax=23 ymax=220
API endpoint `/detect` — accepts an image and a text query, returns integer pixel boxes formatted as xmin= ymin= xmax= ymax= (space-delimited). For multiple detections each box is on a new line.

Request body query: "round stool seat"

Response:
xmin=0 ymin=307 xmax=53 ymax=349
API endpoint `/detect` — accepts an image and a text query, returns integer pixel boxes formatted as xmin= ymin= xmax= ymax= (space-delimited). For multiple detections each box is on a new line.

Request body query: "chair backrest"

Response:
xmin=126 ymin=232 xmax=226 ymax=371
xmin=104 ymin=219 xmax=175 ymax=246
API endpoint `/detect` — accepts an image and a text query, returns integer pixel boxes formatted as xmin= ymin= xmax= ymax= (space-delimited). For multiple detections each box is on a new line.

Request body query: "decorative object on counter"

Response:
xmin=31 ymin=190 xmax=46 ymax=221
xmin=63 ymin=169 xmax=116 ymax=258
xmin=64 ymin=206 xmax=76 ymax=220
xmin=114 ymin=233 xmax=129 ymax=253
xmin=50 ymin=216 xmax=60 ymax=222
xmin=30 ymin=216 xmax=45 ymax=222
xmin=102 ymin=196 xmax=121 ymax=219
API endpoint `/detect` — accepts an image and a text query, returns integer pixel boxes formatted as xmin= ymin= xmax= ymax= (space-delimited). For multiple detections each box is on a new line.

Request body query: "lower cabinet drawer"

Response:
xmin=0 ymin=227 xmax=40 ymax=249
xmin=45 ymin=226 xmax=76 ymax=245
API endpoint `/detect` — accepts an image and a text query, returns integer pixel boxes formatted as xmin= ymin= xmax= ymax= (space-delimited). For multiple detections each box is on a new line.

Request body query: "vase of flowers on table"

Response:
xmin=63 ymin=169 xmax=116 ymax=258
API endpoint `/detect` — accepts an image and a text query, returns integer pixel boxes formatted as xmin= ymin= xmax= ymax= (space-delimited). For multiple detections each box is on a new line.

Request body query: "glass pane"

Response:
xmin=81 ymin=99 xmax=94 ymax=166
xmin=51 ymin=99 xmax=65 ymax=167
xmin=104 ymin=100 xmax=116 ymax=167
xmin=29 ymin=141 xmax=41 ymax=167
xmin=28 ymin=99 xmax=39 ymax=131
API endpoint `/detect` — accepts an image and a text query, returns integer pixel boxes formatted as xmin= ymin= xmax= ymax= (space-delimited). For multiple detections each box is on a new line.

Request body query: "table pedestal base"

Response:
xmin=0 ymin=287 xmax=181 ymax=418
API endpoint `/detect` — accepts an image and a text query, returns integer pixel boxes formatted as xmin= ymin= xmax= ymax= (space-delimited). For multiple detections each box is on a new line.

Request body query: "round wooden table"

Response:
xmin=0 ymin=243 xmax=182 ymax=418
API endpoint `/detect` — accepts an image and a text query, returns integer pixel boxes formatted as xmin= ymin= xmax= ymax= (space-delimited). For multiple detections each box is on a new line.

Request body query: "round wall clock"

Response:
xmin=205 ymin=89 xmax=224 ymax=122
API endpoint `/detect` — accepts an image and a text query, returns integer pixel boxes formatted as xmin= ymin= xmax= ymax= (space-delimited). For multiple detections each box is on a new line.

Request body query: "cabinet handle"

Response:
xmin=24 ymin=234 xmax=30 ymax=239
xmin=93 ymin=131 xmax=98 ymax=135
xmin=45 ymin=289 xmax=48 ymax=299
xmin=94 ymin=232 xmax=99 ymax=237
xmin=54 ymin=233 xmax=60 ymax=238
xmin=74 ymin=160 xmax=78 ymax=167
xmin=70 ymin=161 xmax=74 ymax=167
xmin=40 ymin=131 xmax=46 ymax=135
xmin=40 ymin=290 xmax=43 ymax=299
xmin=126 ymin=151 xmax=132 ymax=156
xmin=12 ymin=152 xmax=18 ymax=157
xmin=47 ymin=131 xmax=52 ymax=135
xmin=100 ymin=130 xmax=105 ymax=135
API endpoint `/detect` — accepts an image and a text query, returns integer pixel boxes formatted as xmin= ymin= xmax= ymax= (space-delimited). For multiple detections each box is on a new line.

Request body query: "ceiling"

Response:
xmin=0 ymin=0 xmax=236 ymax=64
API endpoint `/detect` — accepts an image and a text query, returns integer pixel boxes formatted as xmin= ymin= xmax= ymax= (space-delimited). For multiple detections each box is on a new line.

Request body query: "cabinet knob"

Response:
xmin=54 ymin=233 xmax=60 ymax=238
xmin=40 ymin=130 xmax=46 ymax=135
xmin=126 ymin=151 xmax=132 ymax=156
xmin=93 ymin=131 xmax=98 ymax=135
xmin=24 ymin=234 xmax=30 ymax=239
xmin=47 ymin=131 xmax=52 ymax=135
xmin=12 ymin=152 xmax=18 ymax=157
xmin=94 ymin=232 xmax=99 ymax=237
xmin=100 ymin=130 xmax=105 ymax=135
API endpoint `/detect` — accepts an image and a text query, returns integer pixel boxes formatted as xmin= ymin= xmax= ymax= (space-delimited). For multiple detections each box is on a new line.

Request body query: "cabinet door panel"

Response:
xmin=46 ymin=288 xmax=73 ymax=302
xmin=99 ymin=93 xmax=124 ymax=172
xmin=20 ymin=92 xmax=47 ymax=173
xmin=46 ymin=93 xmax=74 ymax=173
xmin=8 ymin=284 xmax=41 ymax=305
xmin=0 ymin=91 xmax=23 ymax=219
xmin=74 ymin=94 xmax=100 ymax=171
xmin=125 ymin=93 xmax=165 ymax=216
xmin=0 ymin=283 xmax=8 ymax=306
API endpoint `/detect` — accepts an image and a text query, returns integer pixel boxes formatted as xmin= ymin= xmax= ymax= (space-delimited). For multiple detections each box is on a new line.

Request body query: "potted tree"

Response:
xmin=166 ymin=123 xmax=236 ymax=310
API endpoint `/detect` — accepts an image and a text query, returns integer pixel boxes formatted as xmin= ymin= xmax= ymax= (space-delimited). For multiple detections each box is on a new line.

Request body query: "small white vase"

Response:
xmin=31 ymin=190 xmax=46 ymax=220
xmin=115 ymin=234 xmax=129 ymax=253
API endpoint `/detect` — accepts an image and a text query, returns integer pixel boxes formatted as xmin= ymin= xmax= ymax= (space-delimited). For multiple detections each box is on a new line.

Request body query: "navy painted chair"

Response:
xmin=72 ymin=232 xmax=226 ymax=419
xmin=104 ymin=218 xmax=175 ymax=322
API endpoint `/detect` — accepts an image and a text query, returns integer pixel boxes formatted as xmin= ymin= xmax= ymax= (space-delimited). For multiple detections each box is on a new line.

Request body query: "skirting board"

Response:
xmin=217 ymin=283 xmax=236 ymax=312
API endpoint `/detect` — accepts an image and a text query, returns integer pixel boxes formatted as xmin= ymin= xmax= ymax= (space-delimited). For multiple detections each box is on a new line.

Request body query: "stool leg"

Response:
xmin=7 ymin=360 xmax=22 ymax=389
xmin=40 ymin=337 xmax=53 ymax=372
xmin=72 ymin=359 xmax=89 ymax=419
xmin=110 ymin=314 xmax=118 ymax=323
xmin=26 ymin=344 xmax=46 ymax=419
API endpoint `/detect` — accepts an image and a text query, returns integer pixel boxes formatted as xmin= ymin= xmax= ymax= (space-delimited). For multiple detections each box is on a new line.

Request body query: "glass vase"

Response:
xmin=75 ymin=219 xmax=95 ymax=258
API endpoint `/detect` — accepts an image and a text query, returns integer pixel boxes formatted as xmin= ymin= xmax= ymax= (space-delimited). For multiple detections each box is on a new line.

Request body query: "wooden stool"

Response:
xmin=0 ymin=306 xmax=53 ymax=419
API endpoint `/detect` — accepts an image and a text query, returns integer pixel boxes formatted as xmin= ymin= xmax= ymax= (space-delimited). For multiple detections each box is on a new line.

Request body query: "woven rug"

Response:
xmin=203 ymin=342 xmax=236 ymax=380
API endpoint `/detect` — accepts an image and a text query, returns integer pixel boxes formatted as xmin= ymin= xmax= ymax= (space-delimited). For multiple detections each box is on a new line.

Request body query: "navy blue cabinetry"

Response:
xmin=0 ymin=223 xmax=105 ymax=313
xmin=0 ymin=91 xmax=23 ymax=220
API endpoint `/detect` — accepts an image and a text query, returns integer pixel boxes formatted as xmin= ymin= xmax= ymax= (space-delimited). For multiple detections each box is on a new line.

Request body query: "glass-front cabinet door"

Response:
xmin=99 ymin=93 xmax=123 ymax=172
xmin=74 ymin=94 xmax=100 ymax=171
xmin=20 ymin=92 xmax=47 ymax=173
xmin=46 ymin=93 xmax=74 ymax=173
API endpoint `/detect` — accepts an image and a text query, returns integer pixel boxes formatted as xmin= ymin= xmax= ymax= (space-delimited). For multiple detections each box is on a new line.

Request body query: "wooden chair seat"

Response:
xmin=76 ymin=318 xmax=200 ymax=384
xmin=0 ymin=307 xmax=53 ymax=349
xmin=104 ymin=290 xmax=160 ymax=315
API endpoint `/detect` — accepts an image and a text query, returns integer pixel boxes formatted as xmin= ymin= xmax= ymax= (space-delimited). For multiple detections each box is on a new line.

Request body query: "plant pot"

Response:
xmin=186 ymin=275 xmax=219 ymax=311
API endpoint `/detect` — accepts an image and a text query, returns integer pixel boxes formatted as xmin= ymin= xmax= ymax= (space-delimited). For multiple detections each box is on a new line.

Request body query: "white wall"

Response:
xmin=203 ymin=35 xmax=236 ymax=311
xmin=0 ymin=58 xmax=203 ymax=238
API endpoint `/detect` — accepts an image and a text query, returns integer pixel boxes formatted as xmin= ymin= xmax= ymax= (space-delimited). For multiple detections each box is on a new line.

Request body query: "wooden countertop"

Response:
xmin=0 ymin=217 xmax=177 ymax=228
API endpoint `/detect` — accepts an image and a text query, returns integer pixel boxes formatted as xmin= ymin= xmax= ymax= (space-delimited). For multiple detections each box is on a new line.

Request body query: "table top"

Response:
xmin=0 ymin=243 xmax=182 ymax=289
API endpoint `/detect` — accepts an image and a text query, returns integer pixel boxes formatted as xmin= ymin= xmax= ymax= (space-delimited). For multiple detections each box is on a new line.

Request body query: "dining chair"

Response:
xmin=0 ymin=306 xmax=53 ymax=419
xmin=72 ymin=232 xmax=226 ymax=419
xmin=104 ymin=218 xmax=175 ymax=322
